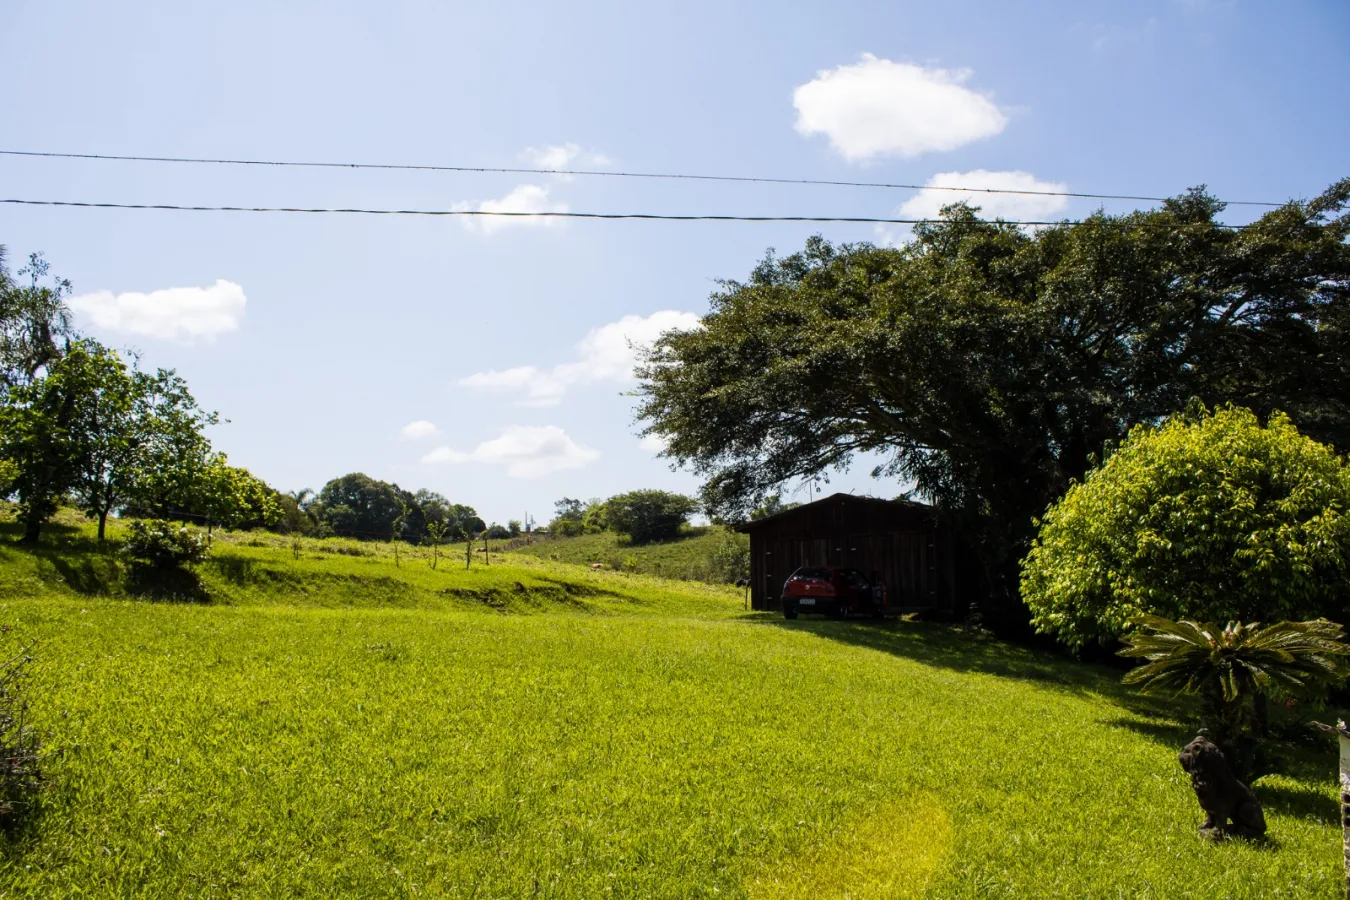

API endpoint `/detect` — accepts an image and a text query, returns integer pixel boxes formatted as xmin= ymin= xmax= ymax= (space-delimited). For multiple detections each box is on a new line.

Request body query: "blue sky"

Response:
xmin=3 ymin=0 xmax=1347 ymax=525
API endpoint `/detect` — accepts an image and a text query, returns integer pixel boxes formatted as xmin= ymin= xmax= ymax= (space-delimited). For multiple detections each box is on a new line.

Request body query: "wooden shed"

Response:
xmin=735 ymin=493 xmax=970 ymax=616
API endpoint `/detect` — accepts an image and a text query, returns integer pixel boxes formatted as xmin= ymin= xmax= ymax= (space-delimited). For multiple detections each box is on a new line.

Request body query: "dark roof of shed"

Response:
xmin=732 ymin=492 xmax=933 ymax=533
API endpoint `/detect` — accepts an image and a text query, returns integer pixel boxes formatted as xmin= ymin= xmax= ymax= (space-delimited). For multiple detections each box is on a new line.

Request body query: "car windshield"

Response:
xmin=790 ymin=568 xmax=832 ymax=581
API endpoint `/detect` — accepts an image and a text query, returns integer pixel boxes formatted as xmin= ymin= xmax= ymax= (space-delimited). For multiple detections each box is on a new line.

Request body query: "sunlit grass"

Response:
xmin=0 ymin=511 xmax=1340 ymax=897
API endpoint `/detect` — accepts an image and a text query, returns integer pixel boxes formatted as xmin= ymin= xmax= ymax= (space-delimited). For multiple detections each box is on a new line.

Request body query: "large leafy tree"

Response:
xmin=67 ymin=347 xmax=142 ymax=541
xmin=1 ymin=339 xmax=228 ymax=542
xmin=413 ymin=490 xmax=484 ymax=541
xmin=1021 ymin=405 xmax=1350 ymax=648
xmin=0 ymin=341 xmax=123 ymax=541
xmin=636 ymin=180 xmax=1350 ymax=629
xmin=605 ymin=490 xmax=698 ymax=544
xmin=121 ymin=368 xmax=219 ymax=519
xmin=315 ymin=473 xmax=408 ymax=540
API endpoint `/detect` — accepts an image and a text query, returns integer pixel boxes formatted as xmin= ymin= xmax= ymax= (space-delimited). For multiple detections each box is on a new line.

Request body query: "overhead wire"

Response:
xmin=0 ymin=148 xmax=1289 ymax=207
xmin=0 ymin=198 xmax=1267 ymax=228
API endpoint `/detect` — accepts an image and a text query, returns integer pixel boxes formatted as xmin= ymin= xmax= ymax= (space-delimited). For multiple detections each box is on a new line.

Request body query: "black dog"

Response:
xmin=1177 ymin=735 xmax=1266 ymax=840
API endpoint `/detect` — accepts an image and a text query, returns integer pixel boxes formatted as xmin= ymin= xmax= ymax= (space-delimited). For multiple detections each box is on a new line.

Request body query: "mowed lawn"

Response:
xmin=0 ymin=522 xmax=1339 ymax=898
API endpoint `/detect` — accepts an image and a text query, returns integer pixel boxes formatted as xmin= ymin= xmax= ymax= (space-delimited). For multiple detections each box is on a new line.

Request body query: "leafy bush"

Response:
xmin=122 ymin=519 xmax=211 ymax=570
xmin=605 ymin=490 xmax=698 ymax=544
xmin=706 ymin=530 xmax=749 ymax=583
xmin=1022 ymin=405 xmax=1350 ymax=649
xmin=551 ymin=519 xmax=584 ymax=538
xmin=1119 ymin=616 xmax=1350 ymax=777
xmin=0 ymin=639 xmax=44 ymax=830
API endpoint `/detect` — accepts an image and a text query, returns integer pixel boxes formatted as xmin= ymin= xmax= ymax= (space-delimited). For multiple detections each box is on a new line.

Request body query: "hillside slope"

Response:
xmin=509 ymin=526 xmax=748 ymax=584
xmin=0 ymin=513 xmax=1339 ymax=898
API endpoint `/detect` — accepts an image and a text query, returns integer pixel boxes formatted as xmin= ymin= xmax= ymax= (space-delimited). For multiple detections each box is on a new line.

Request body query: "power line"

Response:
xmin=0 ymin=197 xmax=1263 ymax=227
xmin=0 ymin=148 xmax=1287 ymax=208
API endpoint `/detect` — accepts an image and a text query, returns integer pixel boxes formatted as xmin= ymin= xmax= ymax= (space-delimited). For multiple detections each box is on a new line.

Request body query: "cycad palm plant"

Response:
xmin=1119 ymin=616 xmax=1350 ymax=777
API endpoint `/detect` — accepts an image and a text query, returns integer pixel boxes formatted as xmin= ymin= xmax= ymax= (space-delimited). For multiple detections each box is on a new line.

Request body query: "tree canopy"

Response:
xmin=604 ymin=490 xmax=698 ymax=544
xmin=312 ymin=475 xmax=482 ymax=542
xmin=0 ymin=249 xmax=75 ymax=389
xmin=1021 ymin=405 xmax=1350 ymax=649
xmin=636 ymin=180 xmax=1350 ymax=629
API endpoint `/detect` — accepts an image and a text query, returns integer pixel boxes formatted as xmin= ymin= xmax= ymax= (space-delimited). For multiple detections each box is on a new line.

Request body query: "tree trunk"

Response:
xmin=97 ymin=509 xmax=108 ymax=542
xmin=20 ymin=511 xmax=42 ymax=544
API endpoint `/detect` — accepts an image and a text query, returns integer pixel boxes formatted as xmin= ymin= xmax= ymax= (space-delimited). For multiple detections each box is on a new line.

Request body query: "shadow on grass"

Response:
xmin=755 ymin=615 xmax=1135 ymax=698
xmin=0 ymin=518 xmax=101 ymax=554
xmin=208 ymin=554 xmax=264 ymax=585
xmin=1254 ymin=780 xmax=1338 ymax=825
xmin=125 ymin=565 xmax=210 ymax=604
xmin=0 ymin=800 xmax=48 ymax=862
xmin=42 ymin=555 xmax=123 ymax=596
xmin=754 ymin=615 xmax=1229 ymax=743
xmin=760 ymin=615 xmax=1345 ymax=790
xmin=1103 ymin=715 xmax=1195 ymax=747
xmin=532 ymin=575 xmax=631 ymax=602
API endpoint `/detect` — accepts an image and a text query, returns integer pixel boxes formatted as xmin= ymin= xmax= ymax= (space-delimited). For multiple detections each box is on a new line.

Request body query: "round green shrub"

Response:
xmin=122 ymin=519 xmax=211 ymax=570
xmin=1021 ymin=405 xmax=1350 ymax=649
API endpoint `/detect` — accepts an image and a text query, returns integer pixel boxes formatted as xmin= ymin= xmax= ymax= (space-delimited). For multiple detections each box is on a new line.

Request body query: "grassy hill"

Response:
xmin=509 ymin=526 xmax=749 ymax=585
xmin=0 ymin=510 xmax=1340 ymax=897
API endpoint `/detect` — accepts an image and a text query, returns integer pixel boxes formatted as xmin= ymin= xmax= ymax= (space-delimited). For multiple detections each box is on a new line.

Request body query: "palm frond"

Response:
xmin=1119 ymin=616 xmax=1350 ymax=700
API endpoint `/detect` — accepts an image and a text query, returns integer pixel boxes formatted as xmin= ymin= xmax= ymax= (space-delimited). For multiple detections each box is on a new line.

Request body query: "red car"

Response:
xmin=781 ymin=567 xmax=887 ymax=620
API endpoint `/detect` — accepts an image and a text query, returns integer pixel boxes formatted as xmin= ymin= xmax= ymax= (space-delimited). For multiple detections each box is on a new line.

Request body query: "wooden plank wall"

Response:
xmin=745 ymin=497 xmax=961 ymax=613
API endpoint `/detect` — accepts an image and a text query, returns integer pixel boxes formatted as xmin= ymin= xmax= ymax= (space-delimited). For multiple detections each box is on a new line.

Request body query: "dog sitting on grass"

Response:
xmin=1177 ymin=735 xmax=1266 ymax=840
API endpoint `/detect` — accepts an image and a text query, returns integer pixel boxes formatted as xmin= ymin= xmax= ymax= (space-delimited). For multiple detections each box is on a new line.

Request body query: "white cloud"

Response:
xmin=639 ymin=433 xmax=669 ymax=453
xmin=876 ymin=170 xmax=1070 ymax=246
xmin=792 ymin=54 xmax=1008 ymax=161
xmin=452 ymin=184 xmax=566 ymax=234
xmin=459 ymin=310 xmax=701 ymax=406
xmin=68 ymin=279 xmax=246 ymax=342
xmin=420 ymin=425 xmax=599 ymax=478
xmin=401 ymin=420 xmax=438 ymax=438
xmin=520 ymin=143 xmax=612 ymax=171
xmin=898 ymin=170 xmax=1070 ymax=220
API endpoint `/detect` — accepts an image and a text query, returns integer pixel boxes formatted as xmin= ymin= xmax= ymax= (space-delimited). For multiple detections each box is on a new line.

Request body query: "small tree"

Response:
xmin=1022 ymin=404 xmax=1350 ymax=649
xmin=425 ymin=520 xmax=448 ymax=569
xmin=606 ymin=490 xmax=698 ymax=544
xmin=390 ymin=499 xmax=410 ymax=567
xmin=192 ymin=454 xmax=279 ymax=538
xmin=1120 ymin=616 xmax=1350 ymax=776
xmin=0 ymin=341 xmax=121 ymax=542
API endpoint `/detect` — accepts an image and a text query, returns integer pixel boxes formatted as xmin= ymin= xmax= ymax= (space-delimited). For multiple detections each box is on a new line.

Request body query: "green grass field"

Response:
xmin=0 ymin=513 xmax=1340 ymax=897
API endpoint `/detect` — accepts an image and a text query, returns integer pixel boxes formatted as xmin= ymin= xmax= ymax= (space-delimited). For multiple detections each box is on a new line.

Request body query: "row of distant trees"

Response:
xmin=0 ymin=250 xmax=276 ymax=543
xmin=547 ymin=490 xmax=802 ymax=545
xmin=0 ymin=248 xmax=504 ymax=548
xmin=548 ymin=490 xmax=698 ymax=544
xmin=281 ymin=472 xmax=503 ymax=544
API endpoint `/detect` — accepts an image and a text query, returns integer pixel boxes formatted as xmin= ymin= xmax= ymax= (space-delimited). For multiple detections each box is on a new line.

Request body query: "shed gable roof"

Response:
xmin=733 ymin=492 xmax=934 ymax=533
